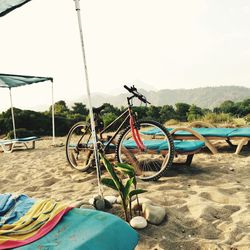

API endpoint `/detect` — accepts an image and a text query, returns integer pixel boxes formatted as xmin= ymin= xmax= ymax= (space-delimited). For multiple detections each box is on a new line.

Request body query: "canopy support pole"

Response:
xmin=73 ymin=0 xmax=103 ymax=196
xmin=51 ymin=79 xmax=55 ymax=145
xmin=9 ymin=88 xmax=16 ymax=139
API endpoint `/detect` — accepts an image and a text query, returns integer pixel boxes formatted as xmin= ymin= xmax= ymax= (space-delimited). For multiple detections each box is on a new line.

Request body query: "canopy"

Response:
xmin=0 ymin=0 xmax=31 ymax=17
xmin=0 ymin=73 xmax=55 ymax=144
xmin=0 ymin=73 xmax=53 ymax=88
xmin=0 ymin=0 xmax=102 ymax=194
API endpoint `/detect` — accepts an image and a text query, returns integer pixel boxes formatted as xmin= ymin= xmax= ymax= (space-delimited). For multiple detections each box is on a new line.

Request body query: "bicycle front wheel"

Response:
xmin=115 ymin=120 xmax=174 ymax=181
xmin=66 ymin=122 xmax=94 ymax=171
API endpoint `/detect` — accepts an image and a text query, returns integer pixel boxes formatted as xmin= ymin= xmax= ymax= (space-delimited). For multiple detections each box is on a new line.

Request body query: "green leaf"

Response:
xmin=124 ymin=177 xmax=134 ymax=200
xmin=101 ymin=178 xmax=118 ymax=191
xmin=129 ymin=189 xmax=147 ymax=198
xmin=115 ymin=167 xmax=134 ymax=178
xmin=100 ymin=154 xmax=123 ymax=191
xmin=116 ymin=163 xmax=135 ymax=173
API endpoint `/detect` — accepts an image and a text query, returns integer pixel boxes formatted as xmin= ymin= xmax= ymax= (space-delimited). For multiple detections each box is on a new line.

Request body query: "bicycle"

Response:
xmin=66 ymin=85 xmax=175 ymax=181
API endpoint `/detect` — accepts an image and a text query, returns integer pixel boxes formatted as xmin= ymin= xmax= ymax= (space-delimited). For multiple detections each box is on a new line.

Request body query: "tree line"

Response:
xmin=0 ymin=99 xmax=249 ymax=138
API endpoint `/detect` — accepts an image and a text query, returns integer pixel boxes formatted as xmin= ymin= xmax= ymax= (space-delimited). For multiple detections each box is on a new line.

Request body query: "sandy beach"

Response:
xmin=0 ymin=137 xmax=249 ymax=250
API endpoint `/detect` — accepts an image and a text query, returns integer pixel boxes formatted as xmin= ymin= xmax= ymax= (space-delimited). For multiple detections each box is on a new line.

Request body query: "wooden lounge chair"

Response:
xmin=123 ymin=140 xmax=205 ymax=166
xmin=0 ymin=136 xmax=40 ymax=153
xmin=145 ymin=122 xmax=250 ymax=155
xmin=170 ymin=121 xmax=250 ymax=155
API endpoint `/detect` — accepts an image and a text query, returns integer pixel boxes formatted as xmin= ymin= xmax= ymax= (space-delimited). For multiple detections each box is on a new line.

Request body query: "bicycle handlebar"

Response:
xmin=124 ymin=85 xmax=151 ymax=104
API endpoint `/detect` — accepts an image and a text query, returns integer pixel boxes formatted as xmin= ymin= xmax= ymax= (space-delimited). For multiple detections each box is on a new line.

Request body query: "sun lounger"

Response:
xmin=123 ymin=140 xmax=205 ymax=166
xmin=144 ymin=124 xmax=250 ymax=154
xmin=0 ymin=194 xmax=138 ymax=250
xmin=0 ymin=136 xmax=40 ymax=153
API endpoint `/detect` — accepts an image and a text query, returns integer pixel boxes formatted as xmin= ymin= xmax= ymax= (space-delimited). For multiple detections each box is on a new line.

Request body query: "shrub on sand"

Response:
xmin=202 ymin=113 xmax=233 ymax=124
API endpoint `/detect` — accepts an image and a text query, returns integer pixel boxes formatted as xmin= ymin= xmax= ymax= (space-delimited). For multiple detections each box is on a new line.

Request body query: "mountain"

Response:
xmin=76 ymin=86 xmax=250 ymax=108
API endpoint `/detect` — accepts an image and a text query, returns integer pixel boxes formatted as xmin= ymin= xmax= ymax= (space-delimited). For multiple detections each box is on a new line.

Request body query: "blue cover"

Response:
xmin=143 ymin=127 xmax=240 ymax=137
xmin=0 ymin=136 xmax=39 ymax=145
xmin=228 ymin=128 xmax=250 ymax=137
xmin=15 ymin=136 xmax=39 ymax=142
xmin=169 ymin=141 xmax=205 ymax=152
xmin=123 ymin=140 xmax=204 ymax=152
xmin=0 ymin=194 xmax=34 ymax=226
xmin=18 ymin=208 xmax=139 ymax=250
xmin=173 ymin=128 xmax=237 ymax=137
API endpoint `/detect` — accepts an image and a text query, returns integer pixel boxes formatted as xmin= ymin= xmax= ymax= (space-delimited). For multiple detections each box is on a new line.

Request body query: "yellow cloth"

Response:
xmin=0 ymin=199 xmax=67 ymax=243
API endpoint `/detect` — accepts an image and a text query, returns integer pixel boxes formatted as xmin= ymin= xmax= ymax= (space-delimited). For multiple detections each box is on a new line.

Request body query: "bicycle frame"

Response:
xmin=99 ymin=108 xmax=131 ymax=151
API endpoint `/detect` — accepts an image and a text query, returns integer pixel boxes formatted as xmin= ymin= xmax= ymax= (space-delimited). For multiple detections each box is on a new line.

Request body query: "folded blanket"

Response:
xmin=0 ymin=194 xmax=34 ymax=226
xmin=0 ymin=198 xmax=71 ymax=249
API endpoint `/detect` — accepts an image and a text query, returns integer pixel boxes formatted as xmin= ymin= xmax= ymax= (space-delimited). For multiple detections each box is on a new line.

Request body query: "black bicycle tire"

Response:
xmin=65 ymin=121 xmax=93 ymax=172
xmin=115 ymin=120 xmax=175 ymax=181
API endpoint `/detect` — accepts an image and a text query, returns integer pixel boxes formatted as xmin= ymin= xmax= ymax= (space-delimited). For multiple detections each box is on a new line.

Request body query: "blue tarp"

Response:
xmin=18 ymin=208 xmax=139 ymax=250
xmin=0 ymin=74 xmax=52 ymax=89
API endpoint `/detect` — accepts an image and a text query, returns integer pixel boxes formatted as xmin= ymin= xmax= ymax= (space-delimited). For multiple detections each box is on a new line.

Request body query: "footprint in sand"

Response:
xmin=42 ymin=177 xmax=60 ymax=187
xmin=200 ymin=205 xmax=240 ymax=222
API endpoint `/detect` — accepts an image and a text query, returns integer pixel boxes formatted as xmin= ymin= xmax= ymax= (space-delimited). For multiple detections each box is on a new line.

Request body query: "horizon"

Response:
xmin=0 ymin=0 xmax=250 ymax=111
xmin=0 ymin=84 xmax=249 ymax=112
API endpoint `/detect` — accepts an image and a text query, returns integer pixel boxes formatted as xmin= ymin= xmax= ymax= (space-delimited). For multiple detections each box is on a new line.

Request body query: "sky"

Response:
xmin=0 ymin=0 xmax=250 ymax=111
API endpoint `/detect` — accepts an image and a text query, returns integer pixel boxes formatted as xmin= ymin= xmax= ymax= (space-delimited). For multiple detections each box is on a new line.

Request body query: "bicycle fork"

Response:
xmin=129 ymin=112 xmax=145 ymax=151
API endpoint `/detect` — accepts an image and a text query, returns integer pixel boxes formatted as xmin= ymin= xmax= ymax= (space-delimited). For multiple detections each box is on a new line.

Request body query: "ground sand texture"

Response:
xmin=0 ymin=137 xmax=249 ymax=250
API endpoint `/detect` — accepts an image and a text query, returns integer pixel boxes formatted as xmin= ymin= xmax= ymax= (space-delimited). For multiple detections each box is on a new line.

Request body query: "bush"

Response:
xmin=244 ymin=114 xmax=250 ymax=124
xmin=7 ymin=128 xmax=35 ymax=139
xmin=202 ymin=113 xmax=233 ymax=124
xmin=165 ymin=119 xmax=180 ymax=126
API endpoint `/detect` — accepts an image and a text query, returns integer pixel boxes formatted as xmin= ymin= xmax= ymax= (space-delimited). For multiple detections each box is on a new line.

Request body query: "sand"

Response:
xmin=0 ymin=137 xmax=249 ymax=250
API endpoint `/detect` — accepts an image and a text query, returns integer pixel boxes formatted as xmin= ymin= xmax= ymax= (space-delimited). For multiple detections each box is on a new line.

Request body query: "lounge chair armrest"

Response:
xmin=170 ymin=127 xmax=218 ymax=154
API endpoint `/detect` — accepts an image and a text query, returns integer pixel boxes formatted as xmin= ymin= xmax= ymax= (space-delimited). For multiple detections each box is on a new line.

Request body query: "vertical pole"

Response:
xmin=51 ymin=80 xmax=55 ymax=145
xmin=9 ymin=88 xmax=16 ymax=139
xmin=73 ymin=0 xmax=103 ymax=196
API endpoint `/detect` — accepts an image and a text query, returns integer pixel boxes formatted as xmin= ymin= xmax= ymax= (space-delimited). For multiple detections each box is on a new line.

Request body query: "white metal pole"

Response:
xmin=51 ymin=80 xmax=55 ymax=145
xmin=9 ymin=88 xmax=16 ymax=139
xmin=73 ymin=0 xmax=103 ymax=196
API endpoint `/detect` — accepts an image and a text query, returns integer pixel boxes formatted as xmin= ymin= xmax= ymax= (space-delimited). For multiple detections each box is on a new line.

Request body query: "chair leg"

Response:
xmin=235 ymin=138 xmax=249 ymax=155
xmin=185 ymin=154 xmax=194 ymax=166
xmin=226 ymin=139 xmax=234 ymax=147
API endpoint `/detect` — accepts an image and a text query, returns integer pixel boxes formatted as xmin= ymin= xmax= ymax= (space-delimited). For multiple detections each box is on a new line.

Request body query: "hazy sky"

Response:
xmin=0 ymin=0 xmax=249 ymax=111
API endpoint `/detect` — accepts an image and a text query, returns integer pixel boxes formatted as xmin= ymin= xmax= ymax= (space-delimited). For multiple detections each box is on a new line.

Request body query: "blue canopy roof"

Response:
xmin=0 ymin=73 xmax=53 ymax=88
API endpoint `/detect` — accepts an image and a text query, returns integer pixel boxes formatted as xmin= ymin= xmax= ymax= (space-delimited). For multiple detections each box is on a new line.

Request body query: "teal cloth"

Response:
xmin=167 ymin=141 xmax=204 ymax=152
xmin=172 ymin=128 xmax=237 ymax=137
xmin=123 ymin=140 xmax=204 ymax=152
xmin=143 ymin=127 xmax=247 ymax=137
xmin=0 ymin=136 xmax=39 ymax=145
xmin=18 ymin=208 xmax=138 ymax=250
xmin=228 ymin=128 xmax=250 ymax=137
xmin=0 ymin=74 xmax=52 ymax=88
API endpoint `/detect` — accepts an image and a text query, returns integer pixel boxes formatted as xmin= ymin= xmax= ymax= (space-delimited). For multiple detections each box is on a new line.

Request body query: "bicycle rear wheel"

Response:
xmin=115 ymin=120 xmax=174 ymax=181
xmin=66 ymin=122 xmax=94 ymax=171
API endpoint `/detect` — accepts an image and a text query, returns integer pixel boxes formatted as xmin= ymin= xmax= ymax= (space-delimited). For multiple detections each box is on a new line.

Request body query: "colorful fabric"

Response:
xmin=18 ymin=208 xmax=139 ymax=250
xmin=0 ymin=199 xmax=70 ymax=249
xmin=0 ymin=194 xmax=34 ymax=226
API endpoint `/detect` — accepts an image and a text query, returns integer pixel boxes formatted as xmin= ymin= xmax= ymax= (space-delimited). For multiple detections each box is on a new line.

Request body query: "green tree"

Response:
xmin=146 ymin=106 xmax=161 ymax=121
xmin=71 ymin=102 xmax=88 ymax=115
xmin=187 ymin=104 xmax=203 ymax=121
xmin=219 ymin=100 xmax=236 ymax=114
xmin=159 ymin=105 xmax=177 ymax=123
xmin=50 ymin=100 xmax=70 ymax=116
xmin=175 ymin=103 xmax=190 ymax=121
